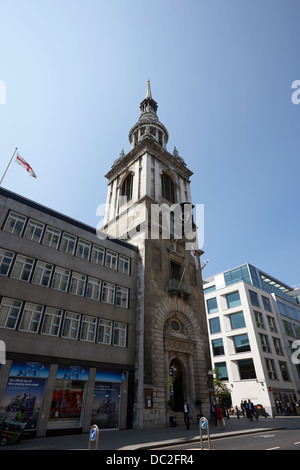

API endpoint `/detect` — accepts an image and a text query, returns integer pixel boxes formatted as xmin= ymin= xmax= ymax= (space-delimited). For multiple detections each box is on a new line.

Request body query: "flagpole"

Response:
xmin=0 ymin=147 xmax=18 ymax=186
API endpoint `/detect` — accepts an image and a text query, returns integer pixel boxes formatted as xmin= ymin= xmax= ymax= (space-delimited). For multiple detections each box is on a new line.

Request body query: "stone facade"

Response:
xmin=103 ymin=82 xmax=213 ymax=429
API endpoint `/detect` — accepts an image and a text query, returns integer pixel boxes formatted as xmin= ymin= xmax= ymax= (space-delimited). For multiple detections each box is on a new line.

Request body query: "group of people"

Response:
xmin=184 ymin=400 xmax=226 ymax=431
xmin=240 ymin=399 xmax=259 ymax=421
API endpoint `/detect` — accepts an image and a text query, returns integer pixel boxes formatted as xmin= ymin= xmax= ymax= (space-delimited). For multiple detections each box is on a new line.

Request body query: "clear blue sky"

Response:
xmin=0 ymin=0 xmax=299 ymax=286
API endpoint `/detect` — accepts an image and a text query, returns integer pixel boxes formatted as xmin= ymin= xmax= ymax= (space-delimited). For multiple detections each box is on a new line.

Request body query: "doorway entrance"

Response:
xmin=169 ymin=359 xmax=184 ymax=412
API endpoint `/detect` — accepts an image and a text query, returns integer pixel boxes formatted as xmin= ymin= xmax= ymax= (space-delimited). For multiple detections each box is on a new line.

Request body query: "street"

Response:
xmin=153 ymin=427 xmax=300 ymax=451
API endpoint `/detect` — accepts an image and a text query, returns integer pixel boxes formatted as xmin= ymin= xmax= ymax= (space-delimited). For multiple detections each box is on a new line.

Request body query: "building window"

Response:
xmin=254 ymin=310 xmax=265 ymax=329
xmin=279 ymin=361 xmax=290 ymax=381
xmin=69 ymin=272 xmax=86 ymax=296
xmin=229 ymin=311 xmax=246 ymax=330
xmin=86 ymin=277 xmax=102 ymax=301
xmin=204 ymin=285 xmax=216 ymax=294
xmin=267 ymin=315 xmax=277 ymax=333
xmin=226 ymin=291 xmax=241 ymax=309
xmin=19 ymin=302 xmax=43 ymax=333
xmin=113 ymin=322 xmax=127 ymax=347
xmin=278 ymin=301 xmax=288 ymax=316
xmin=121 ymin=173 xmax=133 ymax=202
xmin=224 ymin=265 xmax=251 ymax=286
xmin=282 ymin=320 xmax=294 ymax=336
xmin=207 ymin=297 xmax=218 ymax=314
xmin=11 ymin=254 xmax=35 ymax=282
xmin=265 ymin=358 xmax=277 ymax=380
xmin=97 ymin=319 xmax=112 ymax=344
xmin=41 ymin=307 xmax=63 ymax=336
xmin=101 ymin=281 xmax=115 ymax=304
xmin=212 ymin=338 xmax=224 ymax=356
xmin=80 ymin=315 xmax=97 ymax=342
xmin=91 ymin=245 xmax=105 ymax=265
xmin=262 ymin=296 xmax=272 ymax=312
xmin=3 ymin=211 xmax=26 ymax=236
xmin=237 ymin=359 xmax=256 ymax=379
xmin=23 ymin=219 xmax=45 ymax=243
xmin=76 ymin=239 xmax=91 ymax=260
xmin=273 ymin=337 xmax=283 ymax=355
xmin=105 ymin=250 xmax=118 ymax=270
xmin=32 ymin=261 xmax=53 ymax=287
xmin=61 ymin=312 xmax=81 ymax=339
xmin=214 ymin=362 xmax=228 ymax=381
xmin=0 ymin=248 xmax=14 ymax=276
xmin=116 ymin=286 xmax=129 ymax=308
xmin=52 ymin=267 xmax=71 ymax=292
xmin=60 ymin=233 xmax=77 ymax=255
xmin=249 ymin=290 xmax=260 ymax=307
xmin=0 ymin=297 xmax=23 ymax=329
xmin=209 ymin=317 xmax=221 ymax=334
xmin=118 ymin=255 xmax=130 ymax=275
xmin=161 ymin=172 xmax=175 ymax=203
xmin=233 ymin=334 xmax=250 ymax=353
xmin=259 ymin=333 xmax=271 ymax=353
xmin=42 ymin=226 xmax=61 ymax=249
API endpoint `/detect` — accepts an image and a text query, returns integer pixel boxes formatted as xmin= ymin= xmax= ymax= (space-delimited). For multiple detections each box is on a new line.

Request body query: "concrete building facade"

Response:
xmin=204 ymin=263 xmax=300 ymax=416
xmin=0 ymin=187 xmax=137 ymax=436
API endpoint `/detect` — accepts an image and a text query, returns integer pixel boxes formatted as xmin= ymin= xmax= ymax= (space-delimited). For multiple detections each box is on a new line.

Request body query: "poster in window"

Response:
xmin=0 ymin=361 xmax=49 ymax=431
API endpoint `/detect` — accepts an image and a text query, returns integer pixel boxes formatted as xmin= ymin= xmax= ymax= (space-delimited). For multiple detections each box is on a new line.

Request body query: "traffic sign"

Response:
xmin=200 ymin=418 xmax=207 ymax=429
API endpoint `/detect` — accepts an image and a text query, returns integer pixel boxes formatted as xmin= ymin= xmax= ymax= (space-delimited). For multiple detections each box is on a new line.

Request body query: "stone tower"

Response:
xmin=103 ymin=82 xmax=213 ymax=429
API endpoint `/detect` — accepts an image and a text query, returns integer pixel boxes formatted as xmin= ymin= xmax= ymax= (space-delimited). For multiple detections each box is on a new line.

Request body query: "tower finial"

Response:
xmin=146 ymin=79 xmax=152 ymax=99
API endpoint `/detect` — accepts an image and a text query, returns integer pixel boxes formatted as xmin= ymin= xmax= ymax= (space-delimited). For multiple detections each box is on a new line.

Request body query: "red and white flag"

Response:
xmin=190 ymin=247 xmax=200 ymax=270
xmin=15 ymin=153 xmax=37 ymax=179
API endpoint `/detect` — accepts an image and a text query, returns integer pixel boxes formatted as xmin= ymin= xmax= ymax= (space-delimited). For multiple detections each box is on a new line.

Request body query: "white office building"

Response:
xmin=203 ymin=263 xmax=300 ymax=417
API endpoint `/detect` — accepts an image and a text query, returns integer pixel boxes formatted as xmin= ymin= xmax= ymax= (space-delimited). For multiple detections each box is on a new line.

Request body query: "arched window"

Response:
xmin=161 ymin=172 xmax=175 ymax=203
xmin=121 ymin=173 xmax=133 ymax=201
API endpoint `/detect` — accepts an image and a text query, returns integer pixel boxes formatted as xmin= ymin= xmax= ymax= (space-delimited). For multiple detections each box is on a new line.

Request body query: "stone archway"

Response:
xmin=152 ymin=297 xmax=206 ymax=423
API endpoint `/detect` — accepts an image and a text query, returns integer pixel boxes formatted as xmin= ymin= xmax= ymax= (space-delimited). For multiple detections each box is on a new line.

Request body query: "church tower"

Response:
xmin=103 ymin=82 xmax=213 ymax=429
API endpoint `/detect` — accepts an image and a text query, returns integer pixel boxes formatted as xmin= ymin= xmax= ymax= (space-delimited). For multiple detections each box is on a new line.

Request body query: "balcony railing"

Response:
xmin=168 ymin=279 xmax=192 ymax=298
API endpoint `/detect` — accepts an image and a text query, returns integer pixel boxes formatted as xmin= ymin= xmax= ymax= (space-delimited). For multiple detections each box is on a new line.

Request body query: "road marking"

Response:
xmin=266 ymin=446 xmax=280 ymax=450
xmin=294 ymin=441 xmax=300 ymax=445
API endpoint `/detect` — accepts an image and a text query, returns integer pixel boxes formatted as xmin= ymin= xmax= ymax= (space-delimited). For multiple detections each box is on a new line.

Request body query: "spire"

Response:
xmin=146 ymin=80 xmax=152 ymax=99
xmin=139 ymin=80 xmax=158 ymax=117
xmin=128 ymin=80 xmax=169 ymax=150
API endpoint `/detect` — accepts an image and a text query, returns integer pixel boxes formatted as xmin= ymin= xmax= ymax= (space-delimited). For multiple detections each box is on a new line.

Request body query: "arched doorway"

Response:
xmin=169 ymin=359 xmax=184 ymax=412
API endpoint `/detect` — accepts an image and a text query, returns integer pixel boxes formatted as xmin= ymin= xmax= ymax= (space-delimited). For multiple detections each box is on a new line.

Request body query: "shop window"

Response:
xmin=48 ymin=365 xmax=89 ymax=430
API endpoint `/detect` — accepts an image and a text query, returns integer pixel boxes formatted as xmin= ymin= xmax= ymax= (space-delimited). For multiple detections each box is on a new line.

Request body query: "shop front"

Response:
xmin=0 ymin=360 xmax=130 ymax=438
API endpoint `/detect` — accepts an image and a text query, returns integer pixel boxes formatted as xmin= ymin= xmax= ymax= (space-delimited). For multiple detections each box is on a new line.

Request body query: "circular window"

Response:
xmin=170 ymin=320 xmax=180 ymax=331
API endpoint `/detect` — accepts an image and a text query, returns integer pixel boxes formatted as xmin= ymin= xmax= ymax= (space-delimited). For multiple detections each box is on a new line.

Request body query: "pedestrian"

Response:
xmin=183 ymin=400 xmax=190 ymax=430
xmin=215 ymin=404 xmax=224 ymax=431
xmin=210 ymin=402 xmax=217 ymax=425
xmin=247 ymin=399 xmax=257 ymax=421
xmin=241 ymin=400 xmax=245 ymax=417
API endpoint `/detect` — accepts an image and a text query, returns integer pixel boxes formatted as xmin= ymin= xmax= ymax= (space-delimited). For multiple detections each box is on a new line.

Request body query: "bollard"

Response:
xmin=199 ymin=417 xmax=211 ymax=450
xmin=88 ymin=424 xmax=100 ymax=450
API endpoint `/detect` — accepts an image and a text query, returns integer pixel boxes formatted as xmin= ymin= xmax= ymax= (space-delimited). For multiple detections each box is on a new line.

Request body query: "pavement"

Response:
xmin=1 ymin=415 xmax=300 ymax=451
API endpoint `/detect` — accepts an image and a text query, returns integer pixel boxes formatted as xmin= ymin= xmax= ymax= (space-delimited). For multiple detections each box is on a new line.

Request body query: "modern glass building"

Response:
xmin=203 ymin=263 xmax=300 ymax=416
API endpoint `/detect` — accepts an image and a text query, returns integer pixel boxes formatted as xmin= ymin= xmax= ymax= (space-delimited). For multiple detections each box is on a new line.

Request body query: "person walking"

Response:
xmin=215 ymin=404 xmax=224 ymax=431
xmin=210 ymin=402 xmax=217 ymax=425
xmin=183 ymin=400 xmax=190 ymax=430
